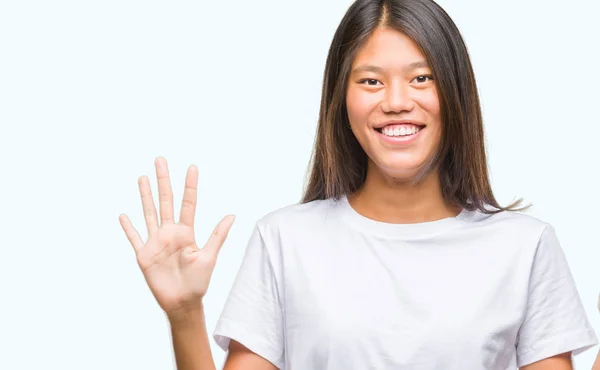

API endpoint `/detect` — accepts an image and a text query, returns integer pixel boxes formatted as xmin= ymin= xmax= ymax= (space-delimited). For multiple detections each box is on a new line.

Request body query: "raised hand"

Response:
xmin=119 ymin=157 xmax=235 ymax=316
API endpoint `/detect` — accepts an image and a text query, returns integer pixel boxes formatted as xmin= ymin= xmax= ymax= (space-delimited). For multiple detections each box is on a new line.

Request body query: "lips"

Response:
xmin=375 ymin=124 xmax=424 ymax=144
xmin=374 ymin=121 xmax=426 ymax=132
xmin=375 ymin=123 xmax=425 ymax=133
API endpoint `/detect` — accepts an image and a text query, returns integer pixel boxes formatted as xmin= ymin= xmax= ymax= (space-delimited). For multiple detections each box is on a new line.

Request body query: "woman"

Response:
xmin=119 ymin=0 xmax=597 ymax=369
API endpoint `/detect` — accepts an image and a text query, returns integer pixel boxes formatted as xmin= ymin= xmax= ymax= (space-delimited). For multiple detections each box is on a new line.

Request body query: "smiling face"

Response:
xmin=346 ymin=27 xmax=443 ymax=182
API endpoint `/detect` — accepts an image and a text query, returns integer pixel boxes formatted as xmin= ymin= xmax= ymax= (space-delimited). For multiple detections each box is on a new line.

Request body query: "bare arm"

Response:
xmin=168 ymin=304 xmax=277 ymax=370
xmin=592 ymin=350 xmax=600 ymax=370
xmin=224 ymin=341 xmax=279 ymax=369
xmin=519 ymin=352 xmax=572 ymax=370
xmin=168 ymin=305 xmax=216 ymax=370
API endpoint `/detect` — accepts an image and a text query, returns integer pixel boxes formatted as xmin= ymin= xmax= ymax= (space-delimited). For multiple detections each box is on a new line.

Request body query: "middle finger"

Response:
xmin=155 ymin=156 xmax=175 ymax=224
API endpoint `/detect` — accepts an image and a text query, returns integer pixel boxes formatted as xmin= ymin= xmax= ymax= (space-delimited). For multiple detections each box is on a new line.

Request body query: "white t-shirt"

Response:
xmin=213 ymin=196 xmax=597 ymax=369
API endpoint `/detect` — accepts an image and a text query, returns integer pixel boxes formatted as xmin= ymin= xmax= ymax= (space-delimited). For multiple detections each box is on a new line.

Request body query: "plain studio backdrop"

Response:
xmin=1 ymin=0 xmax=599 ymax=368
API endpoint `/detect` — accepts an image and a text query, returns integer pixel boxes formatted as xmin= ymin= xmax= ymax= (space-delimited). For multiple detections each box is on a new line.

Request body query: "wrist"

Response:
xmin=166 ymin=300 xmax=205 ymax=327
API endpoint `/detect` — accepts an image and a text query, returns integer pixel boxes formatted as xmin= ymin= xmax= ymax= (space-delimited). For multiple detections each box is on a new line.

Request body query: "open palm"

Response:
xmin=119 ymin=157 xmax=235 ymax=315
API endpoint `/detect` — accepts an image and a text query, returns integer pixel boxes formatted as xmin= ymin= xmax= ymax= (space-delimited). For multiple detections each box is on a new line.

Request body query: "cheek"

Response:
xmin=346 ymin=88 xmax=378 ymax=124
xmin=417 ymin=88 xmax=441 ymax=119
xmin=413 ymin=91 xmax=442 ymax=151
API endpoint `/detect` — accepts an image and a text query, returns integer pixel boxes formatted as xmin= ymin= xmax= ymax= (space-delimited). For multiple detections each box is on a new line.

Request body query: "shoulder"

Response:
xmin=247 ymin=198 xmax=341 ymax=268
xmin=477 ymin=207 xmax=549 ymax=229
xmin=255 ymin=197 xmax=340 ymax=235
xmin=465 ymin=205 xmax=554 ymax=248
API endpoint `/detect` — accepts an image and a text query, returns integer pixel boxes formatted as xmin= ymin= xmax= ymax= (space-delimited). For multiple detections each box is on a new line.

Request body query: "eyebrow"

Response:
xmin=352 ymin=60 xmax=430 ymax=74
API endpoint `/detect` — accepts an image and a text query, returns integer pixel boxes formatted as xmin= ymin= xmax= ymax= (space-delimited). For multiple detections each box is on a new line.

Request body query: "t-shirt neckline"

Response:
xmin=336 ymin=194 xmax=471 ymax=239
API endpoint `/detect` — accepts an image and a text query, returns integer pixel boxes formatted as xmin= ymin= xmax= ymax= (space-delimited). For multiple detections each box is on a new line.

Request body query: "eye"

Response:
xmin=358 ymin=79 xmax=382 ymax=86
xmin=412 ymin=75 xmax=434 ymax=83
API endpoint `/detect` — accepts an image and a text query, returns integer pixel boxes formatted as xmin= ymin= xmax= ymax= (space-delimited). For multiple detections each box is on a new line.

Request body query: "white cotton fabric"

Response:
xmin=213 ymin=196 xmax=597 ymax=369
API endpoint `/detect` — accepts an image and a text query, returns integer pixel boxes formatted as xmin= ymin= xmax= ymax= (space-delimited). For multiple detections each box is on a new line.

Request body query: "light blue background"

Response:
xmin=1 ymin=0 xmax=598 ymax=368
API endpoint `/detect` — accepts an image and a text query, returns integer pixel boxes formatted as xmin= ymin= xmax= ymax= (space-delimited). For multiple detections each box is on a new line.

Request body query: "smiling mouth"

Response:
xmin=375 ymin=124 xmax=425 ymax=137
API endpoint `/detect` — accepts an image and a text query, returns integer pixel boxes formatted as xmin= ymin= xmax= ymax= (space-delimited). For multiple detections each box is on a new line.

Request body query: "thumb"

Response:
xmin=204 ymin=214 xmax=236 ymax=256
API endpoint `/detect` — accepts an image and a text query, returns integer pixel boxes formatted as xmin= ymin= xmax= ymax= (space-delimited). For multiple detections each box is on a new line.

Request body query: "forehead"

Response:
xmin=352 ymin=27 xmax=427 ymax=67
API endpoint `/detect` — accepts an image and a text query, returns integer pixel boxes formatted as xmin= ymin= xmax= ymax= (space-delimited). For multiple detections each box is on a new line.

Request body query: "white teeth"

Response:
xmin=381 ymin=125 xmax=421 ymax=137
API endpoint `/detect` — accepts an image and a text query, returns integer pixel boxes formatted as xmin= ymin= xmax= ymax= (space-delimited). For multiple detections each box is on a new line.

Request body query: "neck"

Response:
xmin=348 ymin=164 xmax=461 ymax=224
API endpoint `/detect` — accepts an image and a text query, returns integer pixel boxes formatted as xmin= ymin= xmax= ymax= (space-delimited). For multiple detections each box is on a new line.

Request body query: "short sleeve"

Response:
xmin=213 ymin=223 xmax=284 ymax=369
xmin=516 ymin=225 xmax=598 ymax=367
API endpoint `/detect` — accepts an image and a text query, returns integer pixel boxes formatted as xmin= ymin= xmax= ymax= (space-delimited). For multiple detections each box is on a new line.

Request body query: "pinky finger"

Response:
xmin=119 ymin=214 xmax=144 ymax=253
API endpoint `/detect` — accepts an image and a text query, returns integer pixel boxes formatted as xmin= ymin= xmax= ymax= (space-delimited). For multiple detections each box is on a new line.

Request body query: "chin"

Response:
xmin=374 ymin=160 xmax=426 ymax=181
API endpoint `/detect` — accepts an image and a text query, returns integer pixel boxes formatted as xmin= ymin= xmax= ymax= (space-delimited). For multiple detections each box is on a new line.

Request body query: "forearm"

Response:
xmin=168 ymin=303 xmax=217 ymax=370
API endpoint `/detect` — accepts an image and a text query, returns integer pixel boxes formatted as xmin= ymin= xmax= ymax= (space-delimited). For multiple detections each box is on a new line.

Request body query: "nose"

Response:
xmin=380 ymin=83 xmax=415 ymax=113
